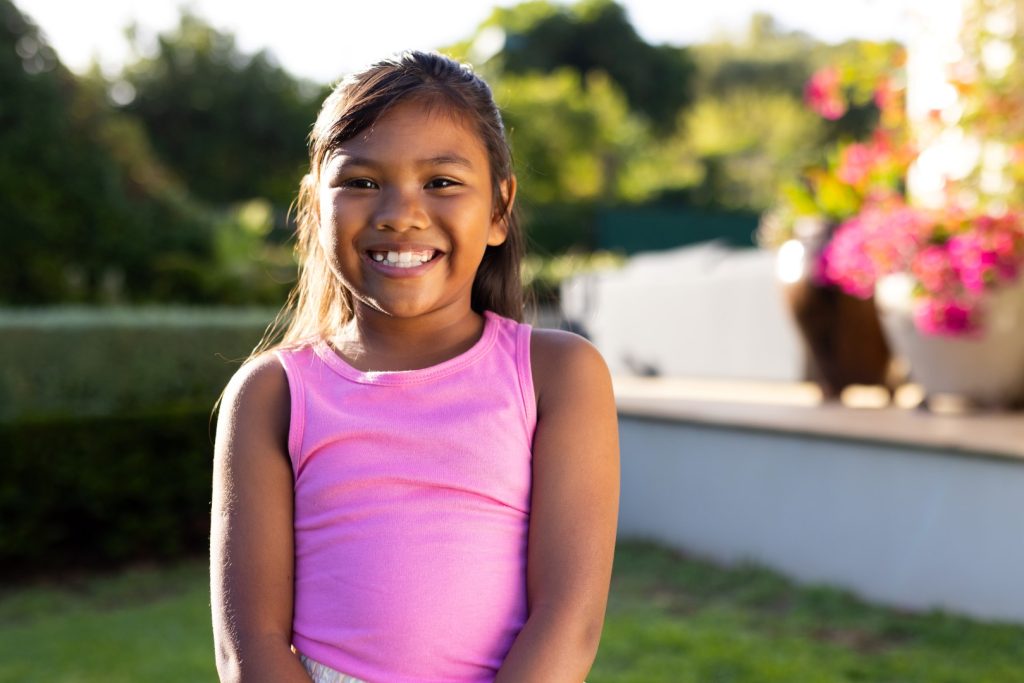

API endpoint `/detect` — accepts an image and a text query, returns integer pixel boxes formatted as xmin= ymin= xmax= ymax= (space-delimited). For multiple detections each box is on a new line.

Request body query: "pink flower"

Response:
xmin=985 ymin=217 xmax=1024 ymax=280
xmin=911 ymin=245 xmax=958 ymax=294
xmin=913 ymin=297 xmax=980 ymax=336
xmin=948 ymin=235 xmax=993 ymax=292
xmin=874 ymin=80 xmax=891 ymax=110
xmin=874 ymin=78 xmax=897 ymax=113
xmin=805 ymin=67 xmax=847 ymax=120
xmin=821 ymin=215 xmax=878 ymax=297
xmin=822 ymin=201 xmax=1024 ymax=336
xmin=992 ymin=230 xmax=1017 ymax=261
xmin=947 ymin=213 xmax=1024 ymax=292
xmin=836 ymin=143 xmax=874 ymax=186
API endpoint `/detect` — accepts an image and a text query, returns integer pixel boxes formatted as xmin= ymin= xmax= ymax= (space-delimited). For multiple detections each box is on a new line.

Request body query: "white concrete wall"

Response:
xmin=561 ymin=243 xmax=805 ymax=381
xmin=618 ymin=416 xmax=1024 ymax=623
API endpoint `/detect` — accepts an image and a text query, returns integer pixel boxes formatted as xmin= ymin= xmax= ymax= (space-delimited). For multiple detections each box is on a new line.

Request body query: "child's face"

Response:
xmin=318 ymin=99 xmax=510 ymax=323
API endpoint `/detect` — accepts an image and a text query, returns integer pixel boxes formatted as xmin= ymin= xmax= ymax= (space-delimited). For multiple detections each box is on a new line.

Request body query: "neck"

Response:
xmin=332 ymin=306 xmax=486 ymax=372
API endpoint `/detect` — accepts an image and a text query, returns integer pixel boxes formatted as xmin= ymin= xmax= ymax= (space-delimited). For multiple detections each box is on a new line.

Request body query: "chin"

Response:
xmin=361 ymin=301 xmax=435 ymax=319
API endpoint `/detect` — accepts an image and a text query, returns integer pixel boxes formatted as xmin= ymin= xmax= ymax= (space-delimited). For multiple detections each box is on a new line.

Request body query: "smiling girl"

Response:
xmin=210 ymin=51 xmax=619 ymax=683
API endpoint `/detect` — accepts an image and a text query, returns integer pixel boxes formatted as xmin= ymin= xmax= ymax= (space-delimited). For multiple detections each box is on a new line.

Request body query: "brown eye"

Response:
xmin=343 ymin=178 xmax=377 ymax=190
xmin=426 ymin=178 xmax=460 ymax=189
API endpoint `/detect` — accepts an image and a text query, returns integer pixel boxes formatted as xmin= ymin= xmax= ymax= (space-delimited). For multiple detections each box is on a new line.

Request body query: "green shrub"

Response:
xmin=0 ymin=307 xmax=274 ymax=572
xmin=0 ymin=410 xmax=215 ymax=574
xmin=0 ymin=306 xmax=273 ymax=422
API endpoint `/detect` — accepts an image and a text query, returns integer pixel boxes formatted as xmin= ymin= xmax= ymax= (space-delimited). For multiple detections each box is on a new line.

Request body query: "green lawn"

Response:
xmin=0 ymin=561 xmax=213 ymax=682
xmin=1 ymin=542 xmax=1022 ymax=682
xmin=591 ymin=542 xmax=1024 ymax=682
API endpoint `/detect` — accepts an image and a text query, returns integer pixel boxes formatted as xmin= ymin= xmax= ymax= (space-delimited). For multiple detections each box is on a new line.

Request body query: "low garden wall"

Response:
xmin=615 ymin=381 xmax=1024 ymax=624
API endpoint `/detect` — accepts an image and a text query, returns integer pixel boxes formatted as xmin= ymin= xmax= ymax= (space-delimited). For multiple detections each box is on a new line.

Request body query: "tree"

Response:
xmin=690 ymin=13 xmax=819 ymax=100
xmin=493 ymin=69 xmax=660 ymax=250
xmin=691 ymin=15 xmax=894 ymax=143
xmin=473 ymin=0 xmax=695 ymax=134
xmin=679 ymin=89 xmax=825 ymax=210
xmin=0 ymin=0 xmax=212 ymax=304
xmin=117 ymin=11 xmax=323 ymax=206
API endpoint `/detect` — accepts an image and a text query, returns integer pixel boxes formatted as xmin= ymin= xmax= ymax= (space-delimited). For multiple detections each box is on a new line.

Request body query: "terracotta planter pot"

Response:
xmin=875 ymin=273 xmax=1024 ymax=408
xmin=776 ymin=222 xmax=892 ymax=399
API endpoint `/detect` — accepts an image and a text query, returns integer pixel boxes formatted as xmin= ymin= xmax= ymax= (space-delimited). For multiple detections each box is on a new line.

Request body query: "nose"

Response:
xmin=373 ymin=184 xmax=428 ymax=232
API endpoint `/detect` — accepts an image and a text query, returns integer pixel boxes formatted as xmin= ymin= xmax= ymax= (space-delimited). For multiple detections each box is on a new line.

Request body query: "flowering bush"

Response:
xmin=758 ymin=44 xmax=911 ymax=248
xmin=804 ymin=66 xmax=846 ymax=120
xmin=822 ymin=200 xmax=1024 ymax=335
xmin=757 ymin=129 xmax=914 ymax=249
xmin=809 ymin=0 xmax=1024 ymax=338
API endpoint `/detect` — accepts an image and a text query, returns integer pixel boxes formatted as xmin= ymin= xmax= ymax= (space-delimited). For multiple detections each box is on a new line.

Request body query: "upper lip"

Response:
xmin=362 ymin=242 xmax=445 ymax=254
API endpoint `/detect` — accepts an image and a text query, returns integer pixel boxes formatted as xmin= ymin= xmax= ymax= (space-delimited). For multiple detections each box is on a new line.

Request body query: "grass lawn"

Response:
xmin=1 ymin=541 xmax=1022 ymax=682
xmin=591 ymin=542 xmax=1024 ymax=682
xmin=0 ymin=560 xmax=213 ymax=682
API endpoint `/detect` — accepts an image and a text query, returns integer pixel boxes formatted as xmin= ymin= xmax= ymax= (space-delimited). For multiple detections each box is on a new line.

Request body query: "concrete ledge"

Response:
xmin=615 ymin=376 xmax=1024 ymax=461
xmin=615 ymin=377 xmax=1024 ymax=623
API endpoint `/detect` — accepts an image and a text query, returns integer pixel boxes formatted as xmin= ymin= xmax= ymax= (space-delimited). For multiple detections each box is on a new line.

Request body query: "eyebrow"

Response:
xmin=422 ymin=154 xmax=475 ymax=168
xmin=330 ymin=154 xmax=476 ymax=169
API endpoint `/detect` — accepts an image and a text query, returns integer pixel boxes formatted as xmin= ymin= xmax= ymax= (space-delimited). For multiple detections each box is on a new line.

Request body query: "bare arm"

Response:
xmin=495 ymin=330 xmax=620 ymax=682
xmin=210 ymin=353 xmax=312 ymax=682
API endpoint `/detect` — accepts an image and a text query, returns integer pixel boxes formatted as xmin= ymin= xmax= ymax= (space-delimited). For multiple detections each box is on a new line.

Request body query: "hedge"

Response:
xmin=0 ymin=306 xmax=274 ymax=422
xmin=0 ymin=307 xmax=275 ymax=573
xmin=0 ymin=410 xmax=215 ymax=576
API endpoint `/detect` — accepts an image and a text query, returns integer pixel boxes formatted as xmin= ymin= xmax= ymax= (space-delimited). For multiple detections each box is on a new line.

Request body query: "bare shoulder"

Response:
xmin=217 ymin=351 xmax=290 ymax=455
xmin=223 ymin=351 xmax=288 ymax=404
xmin=530 ymin=328 xmax=612 ymax=406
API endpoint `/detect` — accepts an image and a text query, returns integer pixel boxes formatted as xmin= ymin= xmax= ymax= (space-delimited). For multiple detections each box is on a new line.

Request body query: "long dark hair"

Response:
xmin=257 ymin=50 xmax=524 ymax=354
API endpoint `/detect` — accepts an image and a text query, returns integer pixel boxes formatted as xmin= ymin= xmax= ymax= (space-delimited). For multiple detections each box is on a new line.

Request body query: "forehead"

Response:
xmin=329 ymin=99 xmax=489 ymax=165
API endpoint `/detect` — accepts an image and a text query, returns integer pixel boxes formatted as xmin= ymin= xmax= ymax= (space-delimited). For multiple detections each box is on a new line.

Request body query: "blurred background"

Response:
xmin=4 ymin=0 xmax=1024 ymax=681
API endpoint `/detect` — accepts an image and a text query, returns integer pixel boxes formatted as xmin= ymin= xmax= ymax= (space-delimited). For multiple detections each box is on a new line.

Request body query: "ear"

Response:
xmin=487 ymin=176 xmax=517 ymax=247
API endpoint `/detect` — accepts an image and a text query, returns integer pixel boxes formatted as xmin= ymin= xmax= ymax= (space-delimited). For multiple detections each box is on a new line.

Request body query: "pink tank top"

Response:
xmin=275 ymin=311 xmax=536 ymax=683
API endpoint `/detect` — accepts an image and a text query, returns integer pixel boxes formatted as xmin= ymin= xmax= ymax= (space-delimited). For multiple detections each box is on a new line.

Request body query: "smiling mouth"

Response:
xmin=367 ymin=249 xmax=441 ymax=268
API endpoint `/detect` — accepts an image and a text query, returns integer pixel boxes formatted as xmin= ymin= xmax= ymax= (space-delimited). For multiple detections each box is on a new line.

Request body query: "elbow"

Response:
xmin=212 ymin=628 xmax=303 ymax=683
xmin=577 ymin=609 xmax=606 ymax=666
xmin=555 ymin=609 xmax=606 ymax=681
xmin=215 ymin=657 xmax=241 ymax=683
xmin=214 ymin=638 xmax=242 ymax=683
xmin=537 ymin=601 xmax=608 ymax=673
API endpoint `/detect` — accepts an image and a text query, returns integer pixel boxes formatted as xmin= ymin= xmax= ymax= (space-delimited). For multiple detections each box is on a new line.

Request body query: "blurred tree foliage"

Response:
xmin=692 ymin=13 xmax=819 ymax=98
xmin=675 ymin=14 xmax=828 ymax=211
xmin=495 ymin=65 xmax=718 ymax=249
xmin=691 ymin=14 xmax=894 ymax=148
xmin=678 ymin=90 xmax=825 ymax=210
xmin=462 ymin=0 xmax=695 ymax=134
xmin=496 ymin=68 xmax=651 ymax=250
xmin=115 ymin=10 xmax=325 ymax=206
xmin=457 ymin=3 xmax=852 ymax=225
xmin=2 ymin=0 xmax=908 ymax=304
xmin=499 ymin=69 xmax=648 ymax=203
xmin=0 ymin=0 xmax=212 ymax=304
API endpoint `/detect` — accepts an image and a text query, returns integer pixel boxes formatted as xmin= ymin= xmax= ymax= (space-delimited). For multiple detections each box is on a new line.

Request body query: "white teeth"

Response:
xmin=369 ymin=250 xmax=435 ymax=268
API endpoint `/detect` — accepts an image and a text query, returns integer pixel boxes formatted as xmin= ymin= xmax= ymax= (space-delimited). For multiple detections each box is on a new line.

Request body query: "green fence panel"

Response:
xmin=596 ymin=206 xmax=760 ymax=254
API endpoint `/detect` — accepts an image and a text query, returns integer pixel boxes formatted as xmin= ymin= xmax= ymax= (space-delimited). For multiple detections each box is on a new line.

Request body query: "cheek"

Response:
xmin=317 ymin=195 xmax=341 ymax=256
xmin=316 ymin=218 xmax=350 ymax=285
xmin=317 ymin=221 xmax=337 ymax=257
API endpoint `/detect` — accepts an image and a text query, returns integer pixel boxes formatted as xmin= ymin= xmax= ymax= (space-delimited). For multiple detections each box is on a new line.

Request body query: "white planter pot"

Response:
xmin=875 ymin=273 xmax=1024 ymax=407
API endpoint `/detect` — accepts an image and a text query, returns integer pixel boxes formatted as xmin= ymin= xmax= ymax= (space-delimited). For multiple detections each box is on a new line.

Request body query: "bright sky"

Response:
xmin=17 ymin=0 xmax=922 ymax=84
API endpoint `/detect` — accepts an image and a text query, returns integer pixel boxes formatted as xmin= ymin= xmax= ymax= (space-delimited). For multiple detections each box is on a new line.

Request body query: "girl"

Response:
xmin=211 ymin=51 xmax=619 ymax=683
